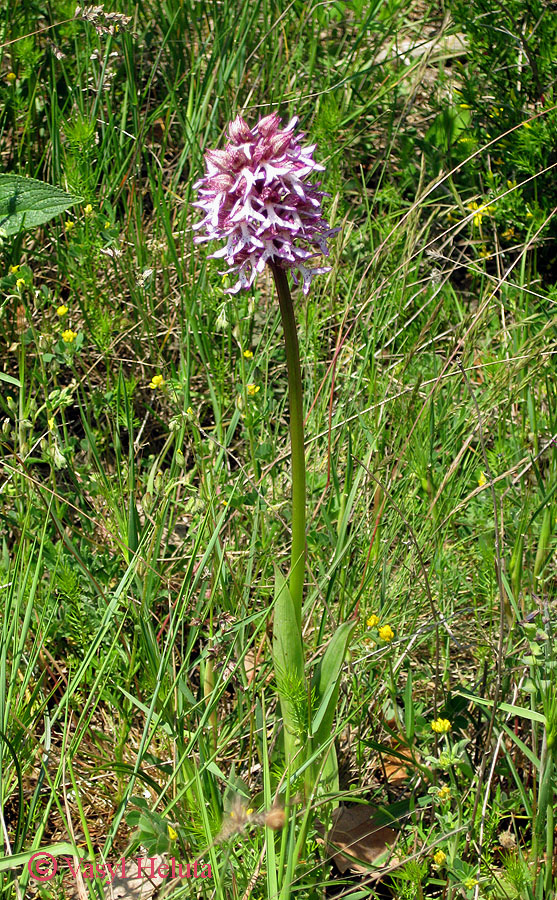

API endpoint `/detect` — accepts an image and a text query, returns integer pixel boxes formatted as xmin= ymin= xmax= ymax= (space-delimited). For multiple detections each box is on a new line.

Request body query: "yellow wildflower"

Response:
xmin=366 ymin=614 xmax=380 ymax=629
xmin=48 ymin=417 xmax=55 ymax=431
xmin=459 ymin=103 xmax=472 ymax=109
xmin=502 ymin=227 xmax=515 ymax=241
xmin=431 ymin=717 xmax=451 ymax=734
xmin=378 ymin=624 xmax=394 ymax=642
xmin=507 ymin=179 xmax=516 ymax=189
xmin=6 ymin=72 xmax=16 ymax=83
xmin=186 ymin=406 xmax=194 ymax=416
xmin=463 ymin=877 xmax=478 ymax=889
xmin=149 ymin=374 xmax=165 ymax=389
xmin=433 ymin=850 xmax=446 ymax=866
xmin=522 ymin=122 xmax=532 ymax=129
xmin=438 ymin=785 xmax=451 ymax=801
xmin=243 ymin=349 xmax=253 ymax=359
xmin=167 ymin=824 xmax=178 ymax=841
xmin=64 ymin=220 xmax=75 ymax=232
xmin=467 ymin=202 xmax=483 ymax=227
xmin=478 ymin=246 xmax=489 ymax=259
xmin=62 ymin=329 xmax=78 ymax=344
xmin=15 ymin=278 xmax=25 ymax=290
xmin=56 ymin=304 xmax=68 ymax=317
xmin=247 ymin=384 xmax=260 ymax=396
xmin=9 ymin=265 xmax=20 ymax=274
xmin=478 ymin=472 xmax=487 ymax=487
xmin=83 ymin=203 xmax=93 ymax=216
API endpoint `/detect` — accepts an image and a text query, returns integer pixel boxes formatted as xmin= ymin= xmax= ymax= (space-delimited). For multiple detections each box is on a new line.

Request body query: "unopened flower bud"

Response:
xmin=228 ymin=115 xmax=253 ymax=143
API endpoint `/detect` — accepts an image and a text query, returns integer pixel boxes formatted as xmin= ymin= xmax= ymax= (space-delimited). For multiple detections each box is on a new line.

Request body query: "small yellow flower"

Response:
xmin=83 ymin=203 xmax=93 ymax=216
xmin=246 ymin=808 xmax=254 ymax=815
xmin=9 ymin=264 xmax=20 ymax=274
xmin=522 ymin=122 xmax=532 ymax=129
xmin=433 ymin=850 xmax=446 ymax=867
xmin=431 ymin=717 xmax=451 ymax=734
xmin=501 ymin=227 xmax=515 ymax=241
xmin=104 ymin=220 xmax=111 ymax=229
xmin=62 ymin=329 xmax=78 ymax=344
xmin=64 ymin=220 xmax=75 ymax=232
xmin=478 ymin=472 xmax=487 ymax=487
xmin=459 ymin=103 xmax=472 ymax=109
xmin=467 ymin=202 xmax=483 ymax=227
xmin=186 ymin=406 xmax=194 ymax=416
xmin=378 ymin=624 xmax=394 ymax=642
xmin=149 ymin=374 xmax=165 ymax=389
xmin=438 ymin=785 xmax=451 ymax=801
xmin=15 ymin=278 xmax=26 ymax=290
xmin=6 ymin=72 xmax=16 ymax=83
xmin=507 ymin=179 xmax=516 ymax=189
xmin=247 ymin=384 xmax=260 ymax=396
xmin=56 ymin=304 xmax=69 ymax=317
xmin=167 ymin=824 xmax=178 ymax=841
xmin=463 ymin=877 xmax=478 ymax=889
xmin=366 ymin=614 xmax=380 ymax=629
xmin=243 ymin=349 xmax=253 ymax=359
xmin=526 ymin=209 xmax=533 ymax=219
xmin=478 ymin=246 xmax=489 ymax=259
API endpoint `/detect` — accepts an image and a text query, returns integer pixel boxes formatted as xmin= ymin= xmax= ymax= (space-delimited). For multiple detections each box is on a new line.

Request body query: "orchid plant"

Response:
xmin=194 ymin=112 xmax=354 ymax=792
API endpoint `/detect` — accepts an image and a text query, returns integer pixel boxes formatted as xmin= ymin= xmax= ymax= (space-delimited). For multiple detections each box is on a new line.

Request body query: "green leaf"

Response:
xmin=0 ymin=372 xmax=20 ymax=387
xmin=272 ymin=567 xmax=306 ymax=763
xmin=272 ymin=567 xmax=304 ymax=681
xmin=0 ymin=842 xmax=81 ymax=873
xmin=456 ymin=690 xmax=546 ymax=724
xmin=311 ymin=619 xmax=356 ymax=745
xmin=0 ymin=175 xmax=81 ymax=237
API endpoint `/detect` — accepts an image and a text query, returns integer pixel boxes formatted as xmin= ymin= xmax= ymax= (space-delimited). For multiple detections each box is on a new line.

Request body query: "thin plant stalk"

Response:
xmin=271 ymin=262 xmax=305 ymax=628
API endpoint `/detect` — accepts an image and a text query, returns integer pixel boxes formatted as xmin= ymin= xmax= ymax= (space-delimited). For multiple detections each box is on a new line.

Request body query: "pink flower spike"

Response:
xmin=193 ymin=111 xmax=338 ymax=294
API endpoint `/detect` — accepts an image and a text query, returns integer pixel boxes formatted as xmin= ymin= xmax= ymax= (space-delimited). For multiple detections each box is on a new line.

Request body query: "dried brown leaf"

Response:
xmin=321 ymin=804 xmax=398 ymax=875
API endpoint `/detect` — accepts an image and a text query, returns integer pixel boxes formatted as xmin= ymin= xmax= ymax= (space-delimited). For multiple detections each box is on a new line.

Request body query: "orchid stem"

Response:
xmin=271 ymin=262 xmax=305 ymax=629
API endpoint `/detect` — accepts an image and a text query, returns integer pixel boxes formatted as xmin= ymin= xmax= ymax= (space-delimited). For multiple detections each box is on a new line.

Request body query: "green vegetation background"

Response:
xmin=1 ymin=0 xmax=557 ymax=897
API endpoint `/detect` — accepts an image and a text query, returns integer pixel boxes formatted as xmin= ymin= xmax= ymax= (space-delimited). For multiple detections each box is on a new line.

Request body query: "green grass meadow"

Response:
xmin=1 ymin=0 xmax=557 ymax=897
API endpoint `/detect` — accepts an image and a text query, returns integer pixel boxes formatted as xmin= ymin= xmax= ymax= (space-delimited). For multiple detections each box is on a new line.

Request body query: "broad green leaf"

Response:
xmin=0 ymin=175 xmax=81 ymax=237
xmin=272 ymin=567 xmax=306 ymax=763
xmin=272 ymin=567 xmax=304 ymax=681
xmin=311 ymin=619 xmax=356 ymax=744
xmin=0 ymin=372 xmax=20 ymax=387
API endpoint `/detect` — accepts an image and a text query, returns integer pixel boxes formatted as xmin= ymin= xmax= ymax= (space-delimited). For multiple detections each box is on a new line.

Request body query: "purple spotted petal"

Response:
xmin=193 ymin=112 xmax=338 ymax=294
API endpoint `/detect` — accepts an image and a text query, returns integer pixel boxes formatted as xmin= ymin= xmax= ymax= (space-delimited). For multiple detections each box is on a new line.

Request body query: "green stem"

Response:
xmin=271 ymin=262 xmax=306 ymax=628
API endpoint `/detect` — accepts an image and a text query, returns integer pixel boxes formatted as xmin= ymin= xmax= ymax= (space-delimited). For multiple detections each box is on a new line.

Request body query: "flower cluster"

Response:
xmin=431 ymin=717 xmax=451 ymax=734
xmin=193 ymin=113 xmax=337 ymax=295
